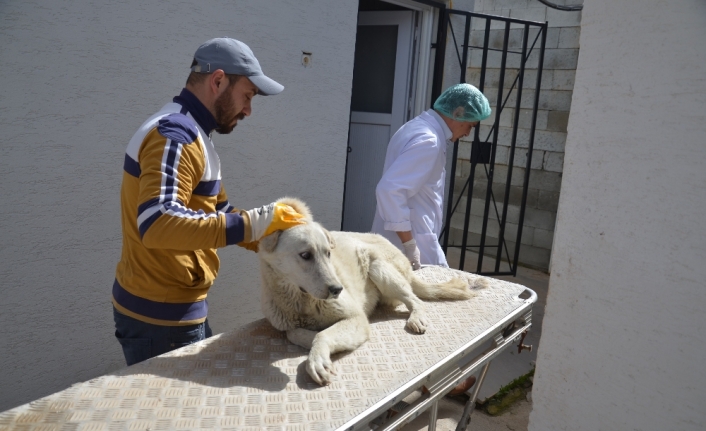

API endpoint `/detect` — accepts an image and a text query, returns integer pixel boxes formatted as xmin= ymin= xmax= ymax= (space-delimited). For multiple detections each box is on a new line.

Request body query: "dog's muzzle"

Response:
xmin=328 ymin=285 xmax=343 ymax=297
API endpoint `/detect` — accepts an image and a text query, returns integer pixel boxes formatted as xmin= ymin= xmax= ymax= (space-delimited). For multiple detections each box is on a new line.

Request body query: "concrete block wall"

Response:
xmin=448 ymin=0 xmax=582 ymax=271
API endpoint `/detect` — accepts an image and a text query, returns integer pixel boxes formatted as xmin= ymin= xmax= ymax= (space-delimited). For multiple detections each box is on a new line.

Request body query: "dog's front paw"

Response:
xmin=306 ymin=346 xmax=337 ymax=385
xmin=406 ymin=309 xmax=428 ymax=334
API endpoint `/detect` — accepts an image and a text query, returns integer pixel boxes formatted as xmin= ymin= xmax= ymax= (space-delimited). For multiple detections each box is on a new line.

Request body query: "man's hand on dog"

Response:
xmin=242 ymin=202 xmax=306 ymax=243
xmin=402 ymin=238 xmax=422 ymax=270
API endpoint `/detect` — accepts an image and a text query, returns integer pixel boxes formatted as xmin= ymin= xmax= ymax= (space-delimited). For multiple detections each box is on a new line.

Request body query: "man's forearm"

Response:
xmin=396 ymin=231 xmax=413 ymax=243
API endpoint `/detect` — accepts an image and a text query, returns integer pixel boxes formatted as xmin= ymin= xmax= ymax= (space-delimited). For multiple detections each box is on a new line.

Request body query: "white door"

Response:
xmin=342 ymin=11 xmax=414 ymax=233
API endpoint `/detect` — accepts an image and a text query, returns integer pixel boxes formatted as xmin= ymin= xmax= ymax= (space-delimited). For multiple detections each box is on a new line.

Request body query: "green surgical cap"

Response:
xmin=433 ymin=83 xmax=491 ymax=122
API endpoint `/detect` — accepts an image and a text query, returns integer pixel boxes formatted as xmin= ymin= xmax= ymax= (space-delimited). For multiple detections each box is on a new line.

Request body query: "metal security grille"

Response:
xmin=432 ymin=10 xmax=548 ymax=276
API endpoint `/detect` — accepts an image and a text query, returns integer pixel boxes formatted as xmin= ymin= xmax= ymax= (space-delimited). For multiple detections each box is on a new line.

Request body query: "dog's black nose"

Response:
xmin=328 ymin=285 xmax=343 ymax=296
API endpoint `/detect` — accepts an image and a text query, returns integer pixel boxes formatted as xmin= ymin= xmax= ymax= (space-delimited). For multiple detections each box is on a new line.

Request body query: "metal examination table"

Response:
xmin=0 ymin=267 xmax=536 ymax=431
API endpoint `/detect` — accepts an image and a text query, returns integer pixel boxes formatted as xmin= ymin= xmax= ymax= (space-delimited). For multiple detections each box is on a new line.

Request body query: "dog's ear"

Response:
xmin=259 ymin=230 xmax=282 ymax=253
xmin=276 ymin=196 xmax=313 ymax=221
xmin=323 ymin=227 xmax=336 ymax=249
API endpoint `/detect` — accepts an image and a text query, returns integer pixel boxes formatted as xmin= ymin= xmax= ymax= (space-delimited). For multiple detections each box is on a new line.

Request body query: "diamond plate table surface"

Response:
xmin=0 ymin=267 xmax=532 ymax=431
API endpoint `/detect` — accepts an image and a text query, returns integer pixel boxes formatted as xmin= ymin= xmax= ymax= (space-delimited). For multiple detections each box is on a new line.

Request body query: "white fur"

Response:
xmin=257 ymin=197 xmax=483 ymax=385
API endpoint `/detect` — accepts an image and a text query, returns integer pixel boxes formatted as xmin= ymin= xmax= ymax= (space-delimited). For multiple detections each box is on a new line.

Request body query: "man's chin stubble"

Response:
xmin=216 ymin=115 xmax=245 ymax=135
xmin=215 ymin=124 xmax=235 ymax=134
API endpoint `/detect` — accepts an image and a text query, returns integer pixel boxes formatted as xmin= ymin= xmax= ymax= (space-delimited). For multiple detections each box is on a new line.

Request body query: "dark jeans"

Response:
xmin=113 ymin=306 xmax=212 ymax=366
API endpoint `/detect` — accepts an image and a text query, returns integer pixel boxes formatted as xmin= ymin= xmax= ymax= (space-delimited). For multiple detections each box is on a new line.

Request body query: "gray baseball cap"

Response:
xmin=191 ymin=37 xmax=284 ymax=96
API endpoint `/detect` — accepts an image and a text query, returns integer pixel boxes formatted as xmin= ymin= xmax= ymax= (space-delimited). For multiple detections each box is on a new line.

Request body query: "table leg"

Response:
xmin=455 ymin=361 xmax=491 ymax=431
xmin=428 ymin=400 xmax=439 ymax=431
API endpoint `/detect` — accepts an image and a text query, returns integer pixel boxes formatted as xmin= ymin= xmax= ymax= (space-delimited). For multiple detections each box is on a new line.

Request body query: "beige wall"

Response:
xmin=529 ymin=1 xmax=706 ymax=429
xmin=0 ymin=0 xmax=358 ymax=411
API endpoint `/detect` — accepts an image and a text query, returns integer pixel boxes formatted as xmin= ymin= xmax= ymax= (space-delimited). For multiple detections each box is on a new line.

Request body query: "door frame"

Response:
xmin=382 ymin=0 xmax=441 ymax=118
xmin=351 ymin=10 xmax=415 ymax=139
xmin=342 ymin=10 xmax=415 ymax=233
xmin=341 ymin=0 xmax=445 ymax=231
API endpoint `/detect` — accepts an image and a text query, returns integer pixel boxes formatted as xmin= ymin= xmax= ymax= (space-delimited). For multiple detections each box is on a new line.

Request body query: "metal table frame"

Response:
xmin=340 ymin=289 xmax=535 ymax=431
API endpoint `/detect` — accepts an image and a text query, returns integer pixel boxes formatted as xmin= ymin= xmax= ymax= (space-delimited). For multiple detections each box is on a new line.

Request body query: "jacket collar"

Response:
xmin=173 ymin=88 xmax=218 ymax=135
xmin=426 ymin=109 xmax=453 ymax=142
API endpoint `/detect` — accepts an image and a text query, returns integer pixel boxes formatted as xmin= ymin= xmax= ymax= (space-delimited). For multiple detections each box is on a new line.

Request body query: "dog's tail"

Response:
xmin=410 ymin=274 xmax=487 ymax=301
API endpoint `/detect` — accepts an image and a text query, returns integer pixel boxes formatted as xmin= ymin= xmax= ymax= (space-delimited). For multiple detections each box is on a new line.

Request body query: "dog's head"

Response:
xmin=258 ymin=198 xmax=342 ymax=300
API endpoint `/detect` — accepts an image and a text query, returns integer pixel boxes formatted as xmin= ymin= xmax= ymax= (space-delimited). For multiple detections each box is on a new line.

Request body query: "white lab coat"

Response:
xmin=371 ymin=110 xmax=452 ymax=267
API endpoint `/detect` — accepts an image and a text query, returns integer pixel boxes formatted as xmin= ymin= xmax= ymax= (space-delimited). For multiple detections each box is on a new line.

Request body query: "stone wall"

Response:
xmin=448 ymin=0 xmax=582 ymax=271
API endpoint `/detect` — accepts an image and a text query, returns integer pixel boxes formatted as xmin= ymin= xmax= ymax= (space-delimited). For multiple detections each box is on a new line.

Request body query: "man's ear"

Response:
xmin=209 ymin=70 xmax=227 ymax=96
xmin=259 ymin=230 xmax=282 ymax=253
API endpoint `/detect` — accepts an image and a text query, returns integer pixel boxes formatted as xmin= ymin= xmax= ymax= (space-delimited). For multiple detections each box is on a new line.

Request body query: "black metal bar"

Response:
xmin=438 ymin=27 xmax=535 ymax=242
xmin=447 ymin=16 xmax=464 ymax=71
xmin=439 ymin=18 xmax=544 ymax=243
xmin=463 ymin=45 xmax=526 ymax=56
xmin=444 ymin=137 xmax=460 ymax=253
xmin=494 ymin=24 xmax=529 ymax=273
xmin=456 ymin=17 xmax=491 ymax=271
xmin=432 ymin=9 xmax=547 ymax=276
xmin=447 ymin=9 xmax=547 ymax=26
xmin=477 ymin=28 xmax=542 ymax=147
xmin=477 ymin=20 xmax=510 ymax=273
xmin=442 ymin=13 xmax=471 ymax=255
xmin=474 ymin=27 xmax=542 ymax=273
xmin=430 ymin=4 xmax=448 ymax=104
xmin=454 ymin=246 xmax=501 ymax=252
xmin=512 ymin=22 xmax=546 ymax=275
xmin=460 ymin=14 xmax=472 ymax=84
xmin=470 ymin=27 xmax=543 ymax=262
xmin=439 ymin=171 xmax=470 ymax=241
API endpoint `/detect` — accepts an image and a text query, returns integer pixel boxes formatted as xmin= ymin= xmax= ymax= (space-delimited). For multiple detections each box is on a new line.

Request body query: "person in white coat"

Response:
xmin=371 ymin=83 xmax=491 ymax=269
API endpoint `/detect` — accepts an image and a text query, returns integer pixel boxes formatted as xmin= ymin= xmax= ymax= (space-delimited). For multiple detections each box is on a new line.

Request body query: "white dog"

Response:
xmin=257 ymin=198 xmax=484 ymax=385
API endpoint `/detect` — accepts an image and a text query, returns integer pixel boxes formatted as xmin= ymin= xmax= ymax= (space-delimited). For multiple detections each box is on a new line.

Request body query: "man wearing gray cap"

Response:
xmin=112 ymin=37 xmax=304 ymax=366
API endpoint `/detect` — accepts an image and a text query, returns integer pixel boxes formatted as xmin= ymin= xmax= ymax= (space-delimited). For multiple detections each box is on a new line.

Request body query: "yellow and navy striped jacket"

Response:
xmin=113 ymin=89 xmax=249 ymax=326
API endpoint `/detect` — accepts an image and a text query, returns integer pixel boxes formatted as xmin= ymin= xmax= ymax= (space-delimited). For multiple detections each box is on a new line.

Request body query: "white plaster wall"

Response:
xmin=529 ymin=1 xmax=706 ymax=430
xmin=0 ymin=0 xmax=358 ymax=411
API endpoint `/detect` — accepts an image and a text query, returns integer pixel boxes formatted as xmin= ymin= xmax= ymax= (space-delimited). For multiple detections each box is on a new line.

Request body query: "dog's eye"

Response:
xmin=299 ymin=252 xmax=312 ymax=260
xmin=327 ymin=251 xmax=331 ymax=258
